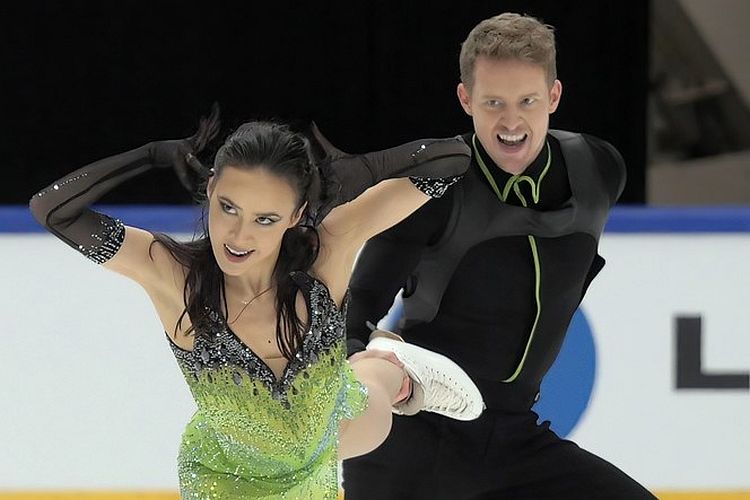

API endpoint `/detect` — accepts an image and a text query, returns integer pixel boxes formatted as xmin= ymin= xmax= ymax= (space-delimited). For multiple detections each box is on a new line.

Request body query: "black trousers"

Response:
xmin=343 ymin=410 xmax=656 ymax=500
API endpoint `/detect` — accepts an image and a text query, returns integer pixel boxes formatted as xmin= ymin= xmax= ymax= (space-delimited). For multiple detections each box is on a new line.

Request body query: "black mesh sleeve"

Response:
xmin=309 ymin=128 xmax=471 ymax=224
xmin=29 ymin=145 xmax=154 ymax=264
xmin=29 ymin=107 xmax=219 ymax=264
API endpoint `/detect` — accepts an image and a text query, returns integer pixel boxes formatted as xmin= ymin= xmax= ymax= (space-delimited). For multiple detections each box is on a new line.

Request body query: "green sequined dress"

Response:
xmin=168 ymin=272 xmax=369 ymax=499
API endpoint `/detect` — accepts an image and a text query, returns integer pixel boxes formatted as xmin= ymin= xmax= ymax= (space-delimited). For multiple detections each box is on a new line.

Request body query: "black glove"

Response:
xmin=151 ymin=103 xmax=220 ymax=191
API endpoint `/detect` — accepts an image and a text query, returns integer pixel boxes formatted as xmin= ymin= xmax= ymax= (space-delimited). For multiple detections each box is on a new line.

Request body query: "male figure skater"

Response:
xmin=343 ymin=12 xmax=655 ymax=500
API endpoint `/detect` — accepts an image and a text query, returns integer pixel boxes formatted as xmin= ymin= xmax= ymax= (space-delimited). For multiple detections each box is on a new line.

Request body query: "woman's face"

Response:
xmin=207 ymin=166 xmax=303 ymax=276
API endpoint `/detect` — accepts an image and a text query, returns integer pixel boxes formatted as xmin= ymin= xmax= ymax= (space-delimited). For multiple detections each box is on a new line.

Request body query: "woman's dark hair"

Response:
xmin=154 ymin=121 xmax=321 ymax=360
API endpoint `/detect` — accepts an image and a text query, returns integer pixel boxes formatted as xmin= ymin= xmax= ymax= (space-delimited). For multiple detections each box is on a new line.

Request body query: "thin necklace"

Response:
xmin=227 ymin=285 xmax=274 ymax=325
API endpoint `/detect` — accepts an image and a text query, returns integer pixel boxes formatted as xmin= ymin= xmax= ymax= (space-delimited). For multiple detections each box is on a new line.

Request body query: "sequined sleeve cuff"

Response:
xmin=409 ymin=175 xmax=462 ymax=198
xmin=80 ymin=214 xmax=126 ymax=264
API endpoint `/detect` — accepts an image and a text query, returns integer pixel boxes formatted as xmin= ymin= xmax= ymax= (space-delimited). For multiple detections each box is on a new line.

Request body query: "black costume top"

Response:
xmin=346 ymin=130 xmax=625 ymax=412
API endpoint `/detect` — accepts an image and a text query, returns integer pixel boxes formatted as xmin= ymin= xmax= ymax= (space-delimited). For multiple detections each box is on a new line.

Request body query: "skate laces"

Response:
xmin=421 ymin=366 xmax=469 ymax=413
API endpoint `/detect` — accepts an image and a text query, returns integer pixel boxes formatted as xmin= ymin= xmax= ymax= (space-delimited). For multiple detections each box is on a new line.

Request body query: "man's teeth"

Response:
xmin=498 ymin=133 xmax=527 ymax=145
xmin=225 ymin=244 xmax=250 ymax=256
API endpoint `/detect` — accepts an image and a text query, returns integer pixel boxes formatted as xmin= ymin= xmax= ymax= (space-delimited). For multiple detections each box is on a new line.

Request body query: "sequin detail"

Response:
xmin=168 ymin=272 xmax=369 ymax=499
xmin=409 ymin=175 xmax=462 ymax=198
xmin=34 ymin=172 xmax=90 ymax=198
xmin=80 ymin=215 xmax=125 ymax=264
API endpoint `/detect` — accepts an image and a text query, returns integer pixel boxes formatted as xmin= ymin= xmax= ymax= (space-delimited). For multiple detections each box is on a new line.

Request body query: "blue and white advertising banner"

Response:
xmin=1 ymin=207 xmax=748 ymax=494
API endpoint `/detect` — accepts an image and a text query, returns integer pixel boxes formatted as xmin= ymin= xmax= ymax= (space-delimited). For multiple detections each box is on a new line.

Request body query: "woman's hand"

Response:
xmin=150 ymin=102 xmax=221 ymax=191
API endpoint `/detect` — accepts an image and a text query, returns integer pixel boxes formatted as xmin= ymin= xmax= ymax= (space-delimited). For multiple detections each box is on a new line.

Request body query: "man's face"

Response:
xmin=457 ymin=57 xmax=562 ymax=175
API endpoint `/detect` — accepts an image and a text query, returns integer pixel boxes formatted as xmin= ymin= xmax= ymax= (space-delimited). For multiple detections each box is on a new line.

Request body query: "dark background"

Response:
xmin=1 ymin=0 xmax=648 ymax=205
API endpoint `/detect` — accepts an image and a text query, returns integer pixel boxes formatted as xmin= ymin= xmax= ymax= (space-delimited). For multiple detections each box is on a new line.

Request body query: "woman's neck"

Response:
xmin=225 ymin=270 xmax=275 ymax=299
xmin=224 ymin=254 xmax=278 ymax=301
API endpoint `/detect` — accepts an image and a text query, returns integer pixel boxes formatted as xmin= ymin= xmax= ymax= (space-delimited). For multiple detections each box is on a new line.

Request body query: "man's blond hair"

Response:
xmin=459 ymin=13 xmax=557 ymax=90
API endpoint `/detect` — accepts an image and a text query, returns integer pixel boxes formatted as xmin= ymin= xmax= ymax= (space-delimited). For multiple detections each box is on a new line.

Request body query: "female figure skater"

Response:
xmin=29 ymin=107 xmax=483 ymax=499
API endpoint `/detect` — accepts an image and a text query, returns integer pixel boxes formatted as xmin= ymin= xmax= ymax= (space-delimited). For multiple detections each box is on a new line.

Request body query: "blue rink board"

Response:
xmin=3 ymin=205 xmax=750 ymax=233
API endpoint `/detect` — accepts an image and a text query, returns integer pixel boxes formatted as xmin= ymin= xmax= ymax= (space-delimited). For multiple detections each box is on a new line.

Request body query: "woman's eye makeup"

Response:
xmin=220 ymin=202 xmax=237 ymax=214
xmin=256 ymin=217 xmax=276 ymax=225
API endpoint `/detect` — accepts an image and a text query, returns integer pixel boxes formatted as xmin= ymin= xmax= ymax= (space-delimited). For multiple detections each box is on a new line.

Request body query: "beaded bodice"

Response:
xmin=168 ymin=271 xmax=367 ymax=486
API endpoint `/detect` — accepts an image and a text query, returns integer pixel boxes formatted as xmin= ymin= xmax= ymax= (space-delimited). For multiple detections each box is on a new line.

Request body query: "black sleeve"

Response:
xmin=580 ymin=253 xmax=606 ymax=302
xmin=309 ymin=128 xmax=470 ymax=224
xmin=346 ymin=193 xmax=451 ymax=356
xmin=584 ymin=134 xmax=627 ymax=205
xmin=576 ymin=134 xmax=625 ymax=302
xmin=29 ymin=144 xmax=155 ymax=263
xmin=29 ymin=109 xmax=218 ymax=264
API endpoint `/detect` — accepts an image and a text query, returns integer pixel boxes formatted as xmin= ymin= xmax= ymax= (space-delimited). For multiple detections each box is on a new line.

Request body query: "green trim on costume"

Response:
xmin=472 ymin=134 xmax=551 ymax=203
xmin=471 ymin=134 xmax=549 ymax=383
xmin=504 ymin=234 xmax=542 ymax=382
xmin=472 ymin=134 xmax=504 ymax=200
